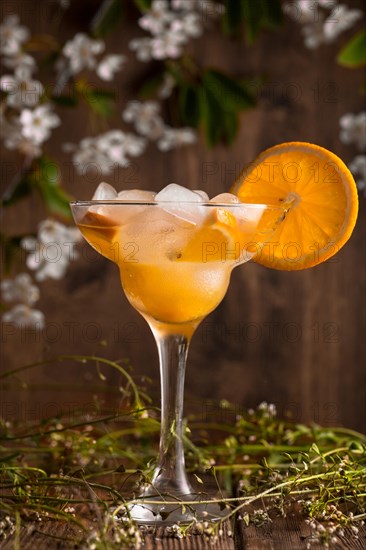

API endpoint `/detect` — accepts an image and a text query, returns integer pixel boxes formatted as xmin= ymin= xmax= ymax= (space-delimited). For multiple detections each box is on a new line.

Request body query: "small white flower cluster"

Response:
xmin=21 ymin=218 xmax=82 ymax=281
xmin=130 ymin=0 xmax=224 ymax=62
xmin=339 ymin=112 xmax=366 ymax=196
xmin=0 ymin=515 xmax=15 ymax=540
xmin=123 ymin=100 xmax=196 ymax=151
xmin=257 ymin=401 xmax=277 ymax=418
xmin=284 ymin=0 xmax=363 ymax=49
xmin=65 ymin=100 xmax=196 ymax=174
xmin=1 ymin=273 xmax=45 ymax=329
xmin=64 ymin=130 xmax=147 ymax=175
xmin=83 ymin=515 xmax=142 ymax=550
xmin=0 ymin=15 xmax=60 ymax=157
xmin=1 ymin=219 xmax=81 ymax=329
xmin=166 ymin=523 xmax=184 ymax=538
xmin=305 ymin=517 xmax=346 ymax=548
xmin=62 ymin=32 xmax=126 ymax=81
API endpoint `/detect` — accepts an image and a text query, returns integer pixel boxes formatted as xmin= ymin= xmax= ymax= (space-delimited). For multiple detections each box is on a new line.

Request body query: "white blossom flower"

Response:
xmin=349 ymin=155 xmax=366 ymax=196
xmin=171 ymin=0 xmax=196 ymax=11
xmin=65 ymin=130 xmax=146 ymax=175
xmin=1 ymin=273 xmax=40 ymax=306
xmin=171 ymin=12 xmax=202 ymax=38
xmin=323 ymin=4 xmax=363 ymax=42
xmin=2 ymin=304 xmax=45 ymax=329
xmin=97 ymin=131 xmax=129 ymax=166
xmin=20 ymin=104 xmax=60 ymax=145
xmin=285 ymin=1 xmax=362 ymax=49
xmin=339 ymin=112 xmax=366 ymax=151
xmin=97 ymin=130 xmax=146 ymax=165
xmin=157 ymin=127 xmax=196 ymax=151
xmin=317 ymin=0 xmax=336 ymax=6
xmin=151 ymin=28 xmax=186 ymax=59
xmin=129 ymin=37 xmax=154 ymax=62
xmin=132 ymin=0 xmax=219 ymax=62
xmin=138 ymin=0 xmax=172 ymax=35
xmin=96 ymin=54 xmax=126 ymax=81
xmin=0 ymin=14 xmax=29 ymax=55
xmin=62 ymin=33 xmax=105 ymax=74
xmin=302 ymin=16 xmax=327 ymax=49
xmin=122 ymin=101 xmax=164 ymax=139
xmin=64 ymin=137 xmax=113 ymax=175
xmin=1 ymin=273 xmax=45 ymax=330
xmin=0 ymin=111 xmax=42 ymax=156
xmin=2 ymin=51 xmax=36 ymax=73
xmin=0 ymin=68 xmax=44 ymax=109
xmin=284 ymin=0 xmax=336 ymax=24
xmin=172 ymin=0 xmax=224 ymax=16
xmin=258 ymin=401 xmax=277 ymax=417
xmin=21 ymin=219 xmax=81 ymax=282
xmin=4 ymin=129 xmax=42 ymax=157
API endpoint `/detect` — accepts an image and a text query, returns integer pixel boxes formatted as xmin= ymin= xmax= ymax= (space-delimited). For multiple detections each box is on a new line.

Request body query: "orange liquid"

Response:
xmin=77 ymin=221 xmax=234 ymax=333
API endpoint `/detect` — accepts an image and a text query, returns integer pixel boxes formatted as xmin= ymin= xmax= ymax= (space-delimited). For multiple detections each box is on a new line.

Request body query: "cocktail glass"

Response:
xmin=70 ymin=198 xmax=286 ymax=524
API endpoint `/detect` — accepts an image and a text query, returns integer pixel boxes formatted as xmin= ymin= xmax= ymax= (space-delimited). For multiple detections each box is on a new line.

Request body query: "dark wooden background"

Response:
xmin=1 ymin=0 xmax=365 ymax=433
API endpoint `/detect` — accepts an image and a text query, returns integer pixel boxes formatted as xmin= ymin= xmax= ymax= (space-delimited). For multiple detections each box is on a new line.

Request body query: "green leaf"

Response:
xmin=199 ymin=87 xmax=222 ymax=147
xmin=0 ymin=234 xmax=25 ymax=273
xmin=202 ymin=70 xmax=255 ymax=112
xmin=337 ymin=30 xmax=366 ymax=68
xmin=242 ymin=0 xmax=262 ymax=43
xmin=258 ymin=0 xmax=283 ymax=28
xmin=221 ymin=110 xmax=239 ymax=145
xmin=37 ymin=182 xmax=72 ymax=219
xmin=2 ymin=174 xmax=33 ymax=207
xmin=179 ymin=84 xmax=201 ymax=127
xmin=37 ymin=156 xmax=61 ymax=185
xmin=35 ymin=157 xmax=73 ymax=219
xmin=84 ymin=89 xmax=116 ymax=118
xmin=223 ymin=0 xmax=283 ymax=40
xmin=222 ymin=0 xmax=244 ymax=35
xmin=134 ymin=0 xmax=152 ymax=11
xmin=310 ymin=443 xmax=321 ymax=456
xmin=91 ymin=0 xmax=124 ymax=38
xmin=51 ymin=94 xmax=78 ymax=107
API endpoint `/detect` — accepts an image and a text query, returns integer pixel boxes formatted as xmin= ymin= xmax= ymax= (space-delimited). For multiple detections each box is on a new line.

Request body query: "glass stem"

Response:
xmin=149 ymin=329 xmax=192 ymax=496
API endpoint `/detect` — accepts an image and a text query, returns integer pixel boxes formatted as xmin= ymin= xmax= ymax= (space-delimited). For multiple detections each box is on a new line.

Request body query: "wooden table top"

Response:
xmin=1 ymin=511 xmax=365 ymax=549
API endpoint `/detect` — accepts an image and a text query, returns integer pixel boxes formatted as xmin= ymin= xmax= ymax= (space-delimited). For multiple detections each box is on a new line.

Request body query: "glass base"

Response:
xmin=124 ymin=493 xmax=228 ymax=525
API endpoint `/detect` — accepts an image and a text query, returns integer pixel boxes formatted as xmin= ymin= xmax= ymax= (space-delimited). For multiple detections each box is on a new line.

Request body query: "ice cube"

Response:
xmin=109 ymin=189 xmax=156 ymax=224
xmin=209 ymin=193 xmax=239 ymax=204
xmin=193 ymin=190 xmax=209 ymax=201
xmin=88 ymin=182 xmax=119 ymax=222
xmin=155 ymin=183 xmax=206 ymax=225
xmin=89 ymin=185 xmax=154 ymax=226
xmin=210 ymin=193 xmax=265 ymax=225
xmin=117 ymin=189 xmax=156 ymax=201
xmin=92 ymin=182 xmax=118 ymax=200
xmin=121 ymin=204 xmax=194 ymax=263
xmin=239 ymin=204 xmax=266 ymax=225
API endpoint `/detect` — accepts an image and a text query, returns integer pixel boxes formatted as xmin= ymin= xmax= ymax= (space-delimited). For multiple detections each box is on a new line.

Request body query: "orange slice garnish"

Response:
xmin=231 ymin=142 xmax=358 ymax=270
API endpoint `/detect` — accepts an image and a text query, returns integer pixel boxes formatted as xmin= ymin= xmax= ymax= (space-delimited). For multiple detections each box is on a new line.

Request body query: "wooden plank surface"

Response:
xmin=236 ymin=514 xmax=366 ymax=550
xmin=143 ymin=523 xmax=234 ymax=550
xmin=1 ymin=515 xmax=365 ymax=549
xmin=0 ymin=521 xmax=235 ymax=550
